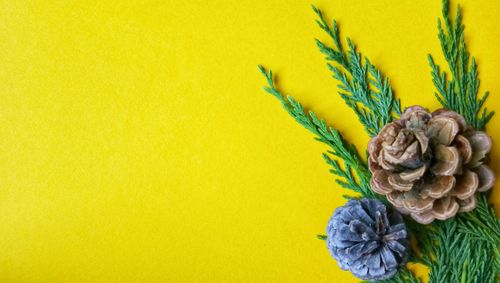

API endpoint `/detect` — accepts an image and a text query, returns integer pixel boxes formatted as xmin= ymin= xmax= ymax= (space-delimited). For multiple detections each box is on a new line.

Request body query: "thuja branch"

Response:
xmin=313 ymin=6 xmax=401 ymax=138
xmin=364 ymin=268 xmax=420 ymax=283
xmin=425 ymin=221 xmax=497 ymax=283
xmin=428 ymin=0 xmax=494 ymax=130
xmin=426 ymin=1 xmax=499 ymax=282
xmin=258 ymin=65 xmax=375 ymax=198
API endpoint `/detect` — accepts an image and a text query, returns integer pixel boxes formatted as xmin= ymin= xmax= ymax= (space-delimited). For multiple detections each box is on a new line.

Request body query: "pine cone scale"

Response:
xmin=475 ymin=165 xmax=495 ymax=192
xmin=431 ymin=196 xmax=459 ymax=220
xmin=455 ymin=135 xmax=473 ymax=163
xmin=430 ymin=145 xmax=461 ymax=175
xmin=468 ymin=132 xmax=492 ymax=167
xmin=399 ymin=165 xmax=426 ymax=181
xmin=426 ymin=116 xmax=459 ymax=145
xmin=451 ymin=170 xmax=478 ymax=199
xmin=420 ymin=175 xmax=455 ymax=199
xmin=457 ymin=195 xmax=476 ymax=212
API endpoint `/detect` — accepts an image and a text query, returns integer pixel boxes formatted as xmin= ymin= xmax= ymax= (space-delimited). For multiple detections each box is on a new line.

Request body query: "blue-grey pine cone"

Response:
xmin=326 ymin=198 xmax=409 ymax=280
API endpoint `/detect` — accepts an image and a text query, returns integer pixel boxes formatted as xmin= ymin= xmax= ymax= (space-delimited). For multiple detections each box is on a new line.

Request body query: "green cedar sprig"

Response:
xmin=456 ymin=195 xmax=500 ymax=245
xmin=428 ymin=0 xmax=494 ymax=130
xmin=417 ymin=1 xmax=500 ymax=282
xmin=312 ymin=5 xmax=401 ymax=137
xmin=418 ymin=215 xmax=498 ymax=283
xmin=363 ymin=268 xmax=421 ymax=283
xmin=419 ymin=198 xmax=500 ymax=283
xmin=258 ymin=65 xmax=375 ymax=199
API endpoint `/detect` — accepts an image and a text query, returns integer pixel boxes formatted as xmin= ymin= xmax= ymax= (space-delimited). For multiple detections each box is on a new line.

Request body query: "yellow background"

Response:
xmin=0 ymin=0 xmax=499 ymax=282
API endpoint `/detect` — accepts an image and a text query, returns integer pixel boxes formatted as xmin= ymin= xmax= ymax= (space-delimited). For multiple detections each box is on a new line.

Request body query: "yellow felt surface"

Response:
xmin=0 ymin=0 xmax=499 ymax=282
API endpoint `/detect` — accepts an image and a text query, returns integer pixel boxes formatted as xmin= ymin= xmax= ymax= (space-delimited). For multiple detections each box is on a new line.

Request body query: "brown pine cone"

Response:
xmin=368 ymin=106 xmax=495 ymax=224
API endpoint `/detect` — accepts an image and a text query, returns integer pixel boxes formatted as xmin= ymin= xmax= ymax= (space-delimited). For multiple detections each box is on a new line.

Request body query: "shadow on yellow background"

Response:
xmin=0 ymin=0 xmax=498 ymax=282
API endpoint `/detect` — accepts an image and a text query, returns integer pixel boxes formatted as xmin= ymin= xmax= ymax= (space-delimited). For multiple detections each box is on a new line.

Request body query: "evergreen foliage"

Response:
xmin=259 ymin=1 xmax=498 ymax=282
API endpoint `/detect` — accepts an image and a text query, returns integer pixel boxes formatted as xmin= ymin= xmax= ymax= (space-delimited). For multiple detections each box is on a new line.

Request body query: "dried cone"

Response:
xmin=368 ymin=106 xmax=495 ymax=224
xmin=326 ymin=198 xmax=409 ymax=280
